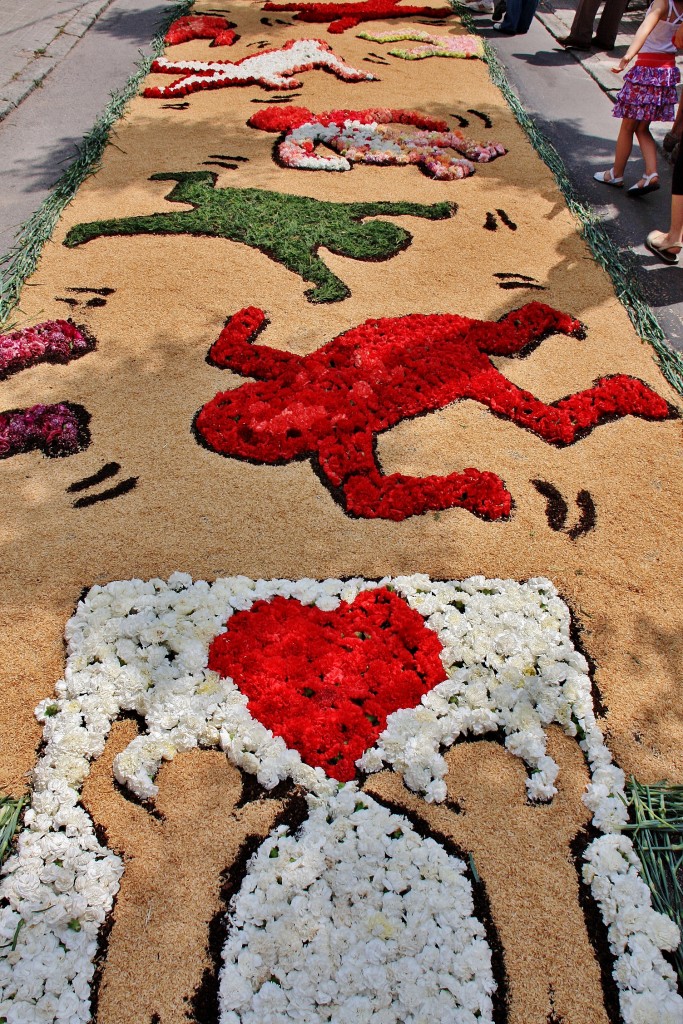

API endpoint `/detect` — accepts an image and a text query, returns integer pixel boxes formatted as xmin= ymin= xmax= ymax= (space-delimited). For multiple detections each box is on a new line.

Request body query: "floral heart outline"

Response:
xmin=208 ymin=587 xmax=446 ymax=780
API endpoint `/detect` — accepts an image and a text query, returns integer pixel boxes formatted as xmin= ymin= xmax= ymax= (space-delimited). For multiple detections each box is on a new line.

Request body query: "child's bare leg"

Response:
xmin=634 ymin=119 xmax=659 ymax=180
xmin=613 ymin=117 xmax=638 ymax=178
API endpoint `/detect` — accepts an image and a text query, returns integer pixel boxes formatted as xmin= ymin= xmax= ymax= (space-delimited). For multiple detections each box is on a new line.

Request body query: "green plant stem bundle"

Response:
xmin=0 ymin=794 xmax=26 ymax=865
xmin=622 ymin=778 xmax=683 ymax=985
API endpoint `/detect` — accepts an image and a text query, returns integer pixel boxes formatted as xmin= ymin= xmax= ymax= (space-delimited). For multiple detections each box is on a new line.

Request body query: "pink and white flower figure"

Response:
xmin=144 ymin=38 xmax=377 ymax=99
xmin=249 ymin=105 xmax=506 ymax=179
xmin=358 ymin=28 xmax=486 ymax=60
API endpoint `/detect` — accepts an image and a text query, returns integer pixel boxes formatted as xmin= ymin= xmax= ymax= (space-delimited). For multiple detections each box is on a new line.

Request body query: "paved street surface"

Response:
xmin=479 ymin=11 xmax=683 ymax=350
xmin=0 ymin=0 xmax=168 ymax=262
xmin=0 ymin=0 xmax=682 ymax=350
xmin=0 ymin=0 xmax=114 ymax=120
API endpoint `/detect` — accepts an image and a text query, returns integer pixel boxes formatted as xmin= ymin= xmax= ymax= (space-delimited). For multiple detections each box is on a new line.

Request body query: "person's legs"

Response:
xmin=593 ymin=0 xmax=629 ymax=48
xmin=613 ymin=118 xmax=638 ymax=177
xmin=673 ymin=96 xmax=683 ymax=137
xmin=634 ymin=120 xmax=659 ymax=179
xmin=644 ymin=142 xmax=683 ymax=261
xmin=516 ymin=0 xmax=540 ymax=34
xmin=664 ymin=93 xmax=683 ymax=150
xmin=561 ymin=0 xmax=600 ymax=46
xmin=662 ymin=195 xmax=683 ymax=245
xmin=497 ymin=0 xmax=521 ymax=32
xmin=497 ymin=0 xmax=522 ymax=32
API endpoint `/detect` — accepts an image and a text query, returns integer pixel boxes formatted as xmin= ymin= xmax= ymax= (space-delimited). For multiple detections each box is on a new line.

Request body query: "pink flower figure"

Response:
xmin=0 ymin=320 xmax=95 ymax=381
xmin=249 ymin=105 xmax=506 ymax=179
xmin=0 ymin=403 xmax=90 ymax=459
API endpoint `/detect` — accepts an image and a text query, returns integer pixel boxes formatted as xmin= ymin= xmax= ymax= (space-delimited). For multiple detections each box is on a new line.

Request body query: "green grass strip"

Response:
xmin=0 ymin=0 xmax=194 ymax=327
xmin=0 ymin=793 xmax=26 ymax=866
xmin=452 ymin=2 xmax=683 ymax=397
xmin=622 ymin=778 xmax=683 ymax=984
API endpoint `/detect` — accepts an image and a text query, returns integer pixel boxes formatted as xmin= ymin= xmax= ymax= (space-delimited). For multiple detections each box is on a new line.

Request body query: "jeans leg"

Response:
xmin=517 ymin=0 xmax=540 ymax=32
xmin=499 ymin=0 xmax=522 ymax=32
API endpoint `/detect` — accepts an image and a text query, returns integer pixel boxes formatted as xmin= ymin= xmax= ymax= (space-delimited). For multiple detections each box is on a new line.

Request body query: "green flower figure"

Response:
xmin=64 ymin=172 xmax=456 ymax=304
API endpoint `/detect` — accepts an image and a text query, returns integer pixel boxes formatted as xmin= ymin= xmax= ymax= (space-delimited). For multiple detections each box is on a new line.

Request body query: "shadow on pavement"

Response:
xmin=91 ymin=3 xmax=170 ymax=42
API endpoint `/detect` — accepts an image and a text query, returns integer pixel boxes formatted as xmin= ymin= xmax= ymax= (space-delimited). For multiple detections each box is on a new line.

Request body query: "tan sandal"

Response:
xmin=645 ymin=231 xmax=681 ymax=265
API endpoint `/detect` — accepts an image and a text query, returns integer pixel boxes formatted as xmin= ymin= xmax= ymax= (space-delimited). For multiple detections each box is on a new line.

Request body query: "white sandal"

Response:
xmin=627 ymin=171 xmax=660 ymax=196
xmin=593 ymin=168 xmax=624 ymax=187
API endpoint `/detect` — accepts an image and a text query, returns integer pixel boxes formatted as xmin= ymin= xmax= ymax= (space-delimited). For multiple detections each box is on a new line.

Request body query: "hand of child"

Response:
xmin=611 ymin=55 xmax=630 ymax=73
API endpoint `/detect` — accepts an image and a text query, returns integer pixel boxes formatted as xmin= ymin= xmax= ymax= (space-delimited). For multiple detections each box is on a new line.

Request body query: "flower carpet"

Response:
xmin=0 ymin=2 xmax=683 ymax=1023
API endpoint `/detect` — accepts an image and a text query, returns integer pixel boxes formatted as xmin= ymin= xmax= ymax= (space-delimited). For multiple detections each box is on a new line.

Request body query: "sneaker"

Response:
xmin=460 ymin=0 xmax=494 ymax=12
xmin=493 ymin=21 xmax=515 ymax=32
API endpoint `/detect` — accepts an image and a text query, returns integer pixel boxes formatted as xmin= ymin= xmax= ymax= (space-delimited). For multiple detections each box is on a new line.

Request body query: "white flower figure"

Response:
xmin=0 ymin=574 xmax=680 ymax=1024
xmin=143 ymin=38 xmax=376 ymax=98
xmin=220 ymin=790 xmax=496 ymax=1024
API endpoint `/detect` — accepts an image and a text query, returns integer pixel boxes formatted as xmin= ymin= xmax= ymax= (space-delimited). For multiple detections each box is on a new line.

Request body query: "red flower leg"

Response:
xmin=468 ymin=367 xmax=674 ymax=446
xmin=208 ymin=307 xmax=303 ymax=380
xmin=342 ymin=466 xmax=512 ymax=521
xmin=318 ymin=432 xmax=510 ymax=520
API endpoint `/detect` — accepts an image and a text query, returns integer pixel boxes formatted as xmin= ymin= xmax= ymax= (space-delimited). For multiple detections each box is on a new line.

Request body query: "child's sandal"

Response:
xmin=627 ymin=172 xmax=660 ymax=197
xmin=593 ymin=168 xmax=624 ymax=187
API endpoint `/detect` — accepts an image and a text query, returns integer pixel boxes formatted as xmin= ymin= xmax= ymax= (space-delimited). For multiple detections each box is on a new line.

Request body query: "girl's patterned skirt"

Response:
xmin=613 ymin=54 xmax=680 ymax=122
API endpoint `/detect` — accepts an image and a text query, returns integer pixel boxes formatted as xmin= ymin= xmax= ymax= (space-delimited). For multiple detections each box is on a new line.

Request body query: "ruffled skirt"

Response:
xmin=613 ymin=64 xmax=680 ymax=122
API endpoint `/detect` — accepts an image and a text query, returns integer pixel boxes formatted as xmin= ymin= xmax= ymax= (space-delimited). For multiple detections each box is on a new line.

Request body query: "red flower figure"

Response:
xmin=164 ymin=15 xmax=239 ymax=48
xmin=208 ymin=588 xmax=447 ymax=781
xmin=262 ymin=0 xmax=452 ymax=33
xmin=193 ymin=303 xmax=676 ymax=522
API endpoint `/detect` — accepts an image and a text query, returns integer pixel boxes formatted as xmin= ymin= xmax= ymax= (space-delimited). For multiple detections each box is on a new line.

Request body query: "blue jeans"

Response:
xmin=499 ymin=0 xmax=538 ymax=33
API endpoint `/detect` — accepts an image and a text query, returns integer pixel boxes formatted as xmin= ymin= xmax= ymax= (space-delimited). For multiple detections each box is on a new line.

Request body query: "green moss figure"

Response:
xmin=64 ymin=172 xmax=456 ymax=303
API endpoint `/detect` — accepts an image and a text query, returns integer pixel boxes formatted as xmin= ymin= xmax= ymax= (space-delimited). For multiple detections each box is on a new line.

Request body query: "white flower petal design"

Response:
xmin=0 ymin=574 xmax=680 ymax=1023
xmin=219 ymin=789 xmax=496 ymax=1023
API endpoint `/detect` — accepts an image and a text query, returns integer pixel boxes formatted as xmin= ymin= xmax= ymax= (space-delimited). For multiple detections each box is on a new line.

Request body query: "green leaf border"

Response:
xmin=622 ymin=778 xmax=683 ymax=985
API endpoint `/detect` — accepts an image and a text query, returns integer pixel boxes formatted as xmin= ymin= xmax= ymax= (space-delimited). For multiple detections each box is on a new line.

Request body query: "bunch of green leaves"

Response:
xmin=622 ymin=778 xmax=683 ymax=984
xmin=0 ymin=793 xmax=26 ymax=865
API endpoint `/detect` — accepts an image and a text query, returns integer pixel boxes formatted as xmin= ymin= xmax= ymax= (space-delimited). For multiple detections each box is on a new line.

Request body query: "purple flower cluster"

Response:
xmin=0 ymin=320 xmax=95 ymax=380
xmin=0 ymin=403 xmax=90 ymax=459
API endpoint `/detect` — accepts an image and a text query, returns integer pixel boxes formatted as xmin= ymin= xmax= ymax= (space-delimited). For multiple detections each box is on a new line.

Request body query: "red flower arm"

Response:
xmin=316 ymin=429 xmax=509 ymax=520
xmin=327 ymin=15 xmax=363 ymax=31
xmin=207 ymin=307 xmax=304 ymax=380
xmin=476 ymin=302 xmax=584 ymax=357
xmin=342 ymin=463 xmax=511 ymax=521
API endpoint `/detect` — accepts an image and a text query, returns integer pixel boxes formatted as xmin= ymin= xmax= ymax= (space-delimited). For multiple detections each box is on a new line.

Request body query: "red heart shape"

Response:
xmin=208 ymin=587 xmax=446 ymax=781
